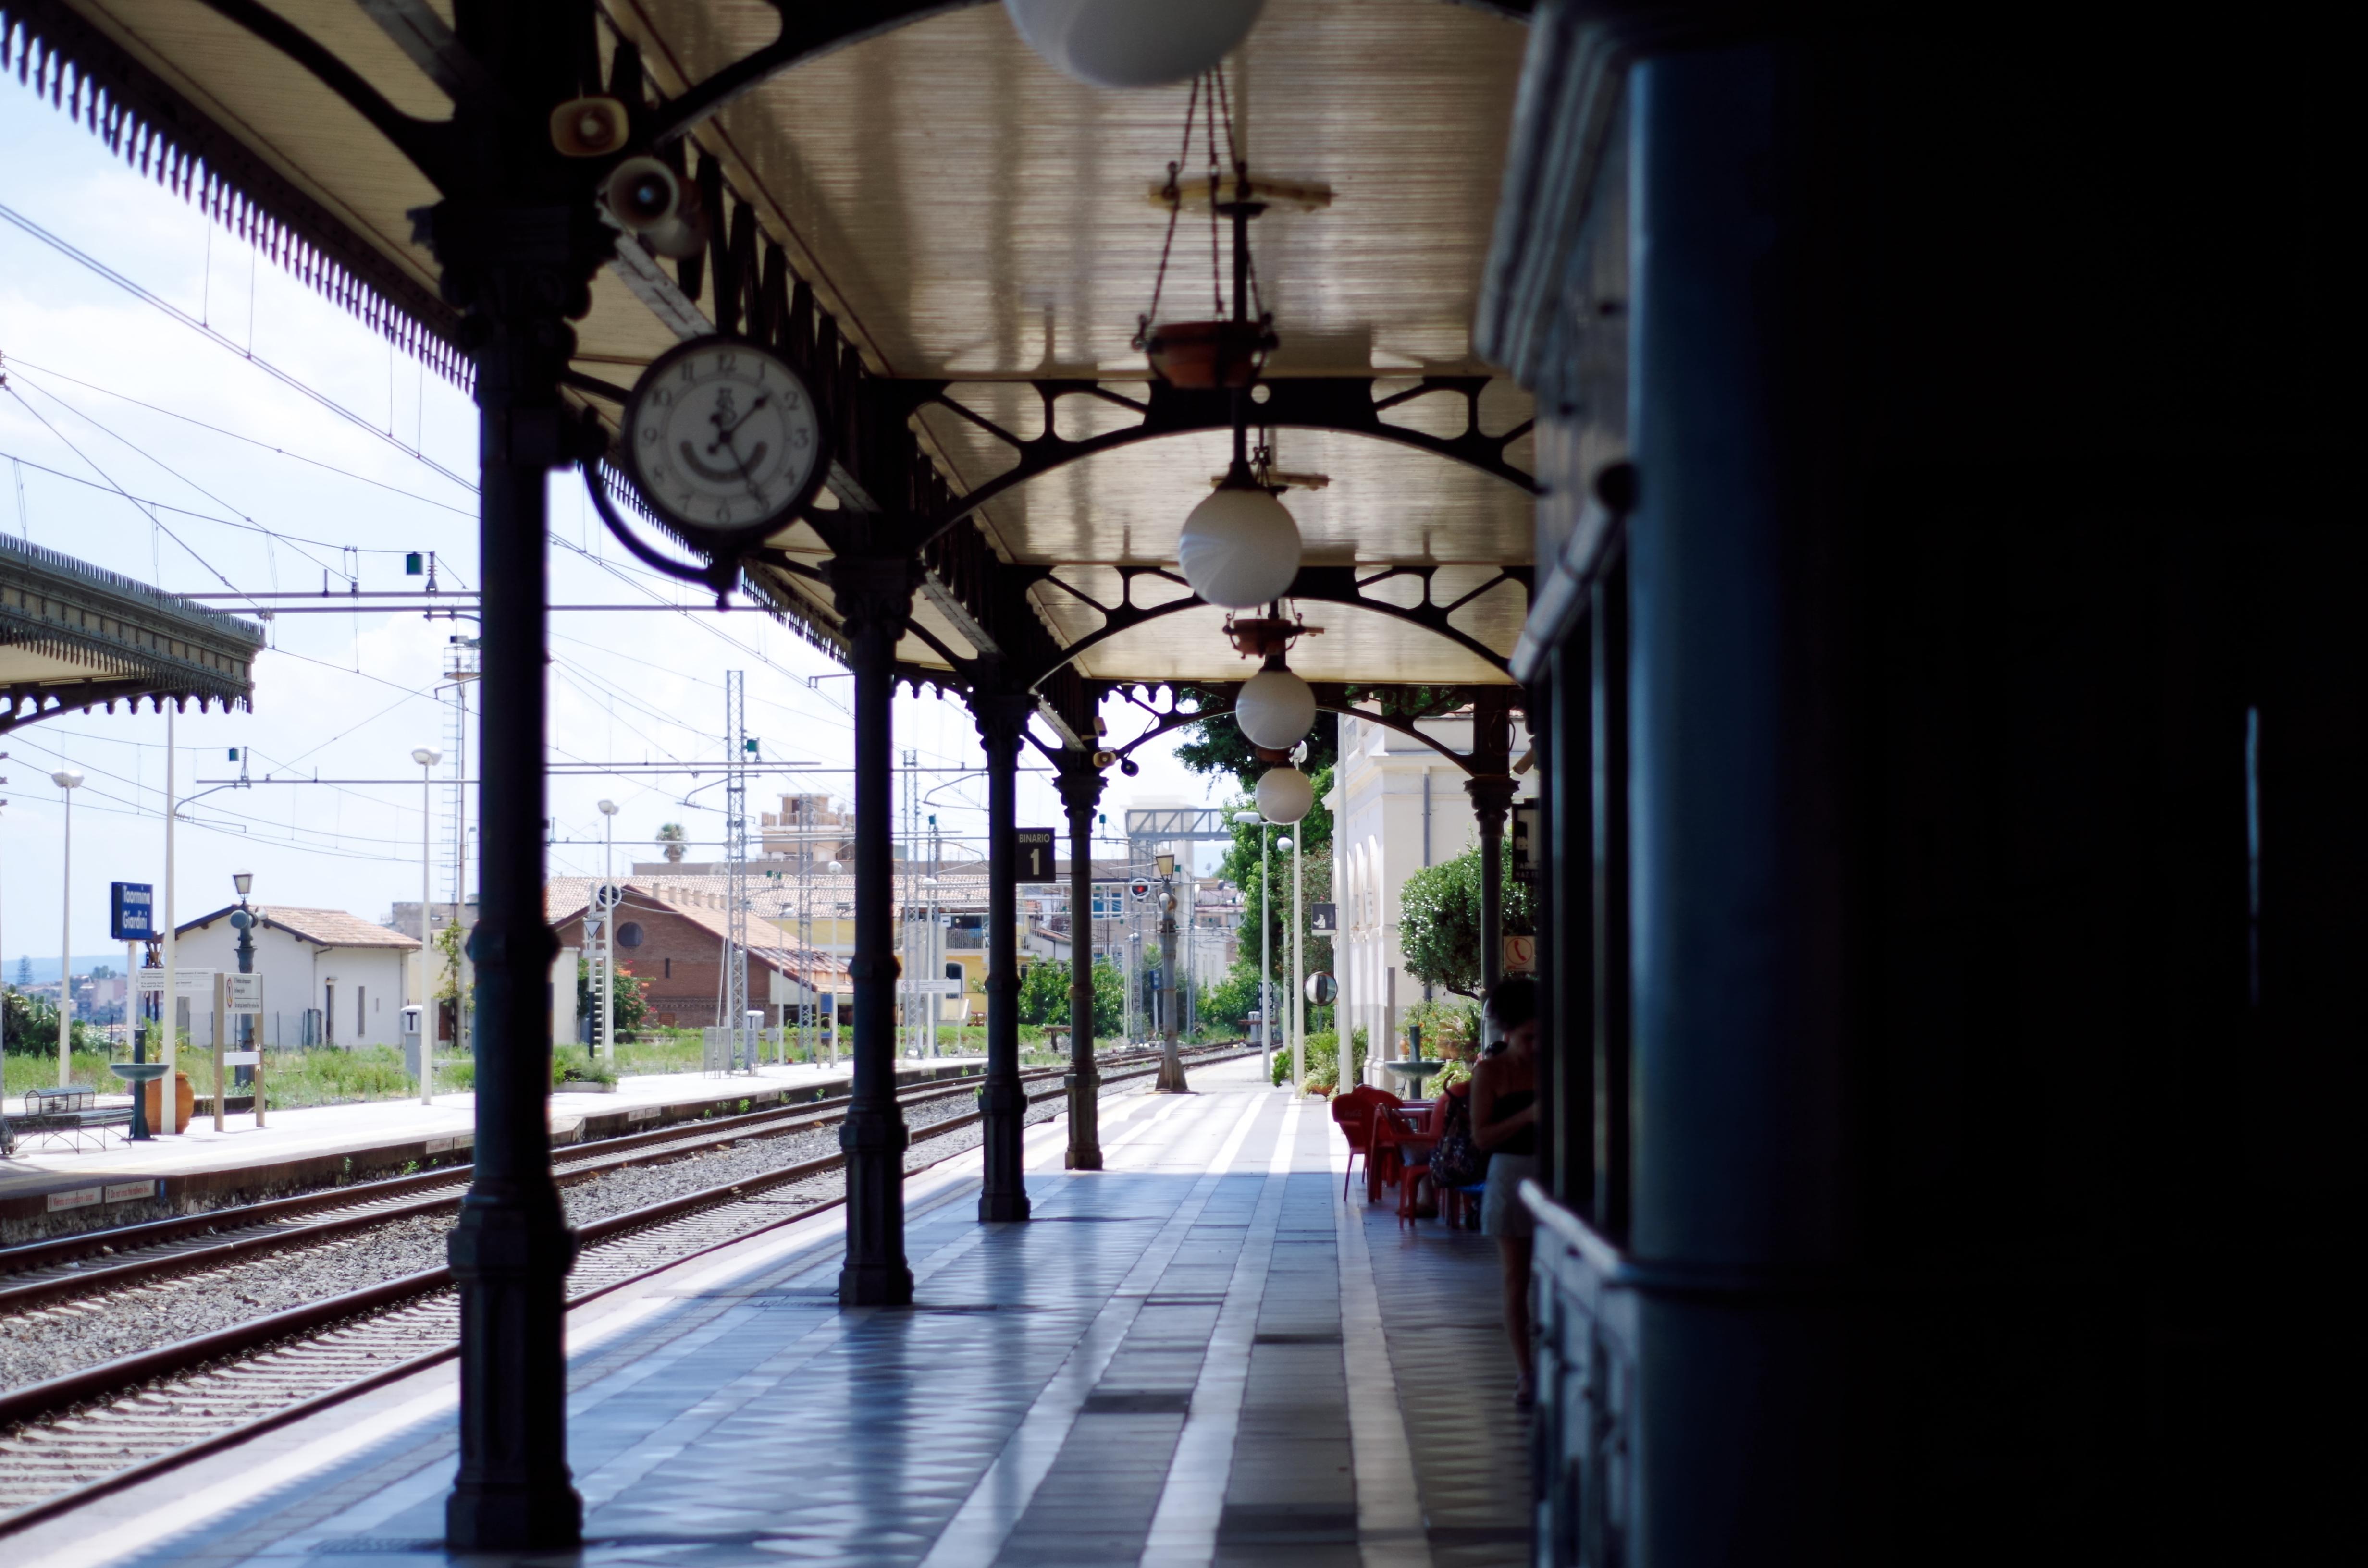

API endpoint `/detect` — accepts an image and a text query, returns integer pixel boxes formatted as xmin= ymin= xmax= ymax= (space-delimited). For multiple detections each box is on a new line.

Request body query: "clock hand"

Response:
xmin=706 ymin=392 xmax=772 ymax=453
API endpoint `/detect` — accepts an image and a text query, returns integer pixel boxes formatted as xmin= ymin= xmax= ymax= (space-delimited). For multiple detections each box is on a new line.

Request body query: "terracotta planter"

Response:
xmin=143 ymin=1070 xmax=196 ymax=1132
xmin=1146 ymin=320 xmax=1269 ymax=389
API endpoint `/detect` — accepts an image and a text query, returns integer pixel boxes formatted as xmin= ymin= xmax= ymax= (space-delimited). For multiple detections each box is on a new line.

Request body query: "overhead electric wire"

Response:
xmin=10 ymin=372 xmax=362 ymax=588
xmin=1 ymin=357 xmax=474 ymax=515
xmin=0 ymin=381 xmax=262 ymax=612
xmin=0 ymin=198 xmax=475 ymax=491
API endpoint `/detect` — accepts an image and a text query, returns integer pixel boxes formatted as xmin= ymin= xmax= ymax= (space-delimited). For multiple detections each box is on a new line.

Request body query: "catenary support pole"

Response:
xmin=833 ymin=554 xmax=915 ymax=1304
xmin=55 ymin=774 xmax=73 ymax=1087
xmin=1057 ymin=752 xmax=1104 ymax=1168
xmin=162 ymin=708 xmax=176 ymax=1132
xmin=974 ymin=690 xmax=1031 ymax=1221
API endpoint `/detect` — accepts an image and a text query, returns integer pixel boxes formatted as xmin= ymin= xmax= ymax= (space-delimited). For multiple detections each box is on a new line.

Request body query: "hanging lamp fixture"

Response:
xmin=1234 ymin=649 xmax=1317 ymax=751
xmin=1147 ymin=69 xmax=1301 ymax=611
xmin=1005 ymin=0 xmax=1267 ymax=89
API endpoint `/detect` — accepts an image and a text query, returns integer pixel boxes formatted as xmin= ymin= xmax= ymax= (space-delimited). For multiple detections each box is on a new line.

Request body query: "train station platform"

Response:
xmin=3 ymin=1055 xmax=1528 ymax=1568
xmin=0 ymin=1057 xmax=987 ymax=1238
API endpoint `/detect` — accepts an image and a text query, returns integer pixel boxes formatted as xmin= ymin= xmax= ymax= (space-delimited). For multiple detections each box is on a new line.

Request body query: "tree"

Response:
xmin=575 ymin=957 xmax=648 ymax=1041
xmin=655 ymin=822 xmax=688 ymax=863
xmin=1017 ymin=957 xmax=1122 ymax=1038
xmin=1397 ymin=842 xmax=1533 ymax=998
xmin=2 ymin=987 xmax=102 ymax=1055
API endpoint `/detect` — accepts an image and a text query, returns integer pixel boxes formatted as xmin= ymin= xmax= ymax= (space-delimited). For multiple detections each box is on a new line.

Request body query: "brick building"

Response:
xmin=547 ymin=879 xmax=841 ymax=1030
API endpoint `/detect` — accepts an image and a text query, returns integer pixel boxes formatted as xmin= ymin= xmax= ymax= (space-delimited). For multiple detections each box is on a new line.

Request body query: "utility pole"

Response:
xmin=1290 ymin=828 xmax=1304 ymax=1091
xmin=597 ymin=798 xmax=618 ymax=1065
xmin=725 ymin=671 xmax=751 ymax=1072
xmin=415 ymin=747 xmax=443 ymax=1102
xmin=1233 ymin=810 xmax=1271 ymax=1076
xmin=161 ymin=713 xmax=177 ymax=1132
xmin=53 ymin=769 xmax=82 ymax=1086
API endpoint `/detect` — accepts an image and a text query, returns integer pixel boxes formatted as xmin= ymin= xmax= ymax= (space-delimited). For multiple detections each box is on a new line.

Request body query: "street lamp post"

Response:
xmin=414 ymin=748 xmax=441 ymax=1104
xmin=230 ymin=870 xmax=259 ymax=1115
xmin=52 ymin=770 xmax=82 ymax=1086
xmin=1286 ymin=831 xmax=1304 ymax=1092
xmin=597 ymin=800 xmax=618 ymax=1065
xmin=1233 ymin=809 xmax=1270 ymax=1077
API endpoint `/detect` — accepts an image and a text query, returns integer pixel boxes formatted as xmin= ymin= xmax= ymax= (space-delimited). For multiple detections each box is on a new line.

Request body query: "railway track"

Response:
xmin=0 ymin=1044 xmax=1253 ymax=1536
xmin=0 ymin=1050 xmax=1162 ymax=1308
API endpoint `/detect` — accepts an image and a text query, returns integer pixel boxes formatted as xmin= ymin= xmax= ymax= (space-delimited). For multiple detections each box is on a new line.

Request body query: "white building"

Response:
xmin=173 ymin=906 xmax=420 ymax=1050
xmin=1328 ymin=710 xmax=1532 ymax=1082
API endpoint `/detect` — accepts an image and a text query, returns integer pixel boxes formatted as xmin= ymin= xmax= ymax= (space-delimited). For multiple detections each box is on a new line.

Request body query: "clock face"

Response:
xmin=623 ymin=338 xmax=828 ymax=539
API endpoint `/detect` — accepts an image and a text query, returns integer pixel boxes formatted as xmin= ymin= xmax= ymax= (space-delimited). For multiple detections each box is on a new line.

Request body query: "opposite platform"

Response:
xmin=3 ymin=1056 xmax=1528 ymax=1568
xmin=0 ymin=1057 xmax=989 ymax=1237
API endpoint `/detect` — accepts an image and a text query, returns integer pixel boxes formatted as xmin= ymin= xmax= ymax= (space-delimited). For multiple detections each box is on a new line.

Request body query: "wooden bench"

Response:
xmin=0 ymin=1086 xmax=134 ymax=1155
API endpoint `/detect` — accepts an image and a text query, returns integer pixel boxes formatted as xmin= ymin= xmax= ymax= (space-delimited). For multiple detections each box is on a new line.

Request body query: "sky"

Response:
xmin=0 ymin=74 xmax=1234 ymax=974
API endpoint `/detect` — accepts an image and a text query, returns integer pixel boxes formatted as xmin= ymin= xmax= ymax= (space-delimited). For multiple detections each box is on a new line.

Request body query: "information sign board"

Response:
xmin=1015 ymin=829 xmax=1057 ymax=882
xmin=1308 ymin=902 xmax=1338 ymax=935
xmin=226 ymin=973 xmax=264 ymax=1013
xmin=110 ymin=882 xmax=155 ymax=941
xmin=138 ymin=968 xmax=216 ymax=996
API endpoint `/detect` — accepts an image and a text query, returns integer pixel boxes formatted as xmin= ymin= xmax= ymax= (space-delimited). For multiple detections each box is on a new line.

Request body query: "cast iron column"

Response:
xmin=1468 ymin=693 xmax=1518 ymax=1031
xmin=974 ymin=690 xmax=1031 ymax=1221
xmin=424 ymin=1 xmax=606 ymax=1547
xmin=834 ymin=554 xmax=915 ymax=1304
xmin=1057 ymin=752 xmax=1104 ymax=1169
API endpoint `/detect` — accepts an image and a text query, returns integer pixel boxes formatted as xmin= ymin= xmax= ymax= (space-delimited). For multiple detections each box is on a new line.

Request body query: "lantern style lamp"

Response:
xmin=1255 ymin=765 xmax=1314 ymax=825
xmin=1005 ymin=0 xmax=1267 ymax=89
xmin=1234 ymin=662 xmax=1316 ymax=750
xmin=1178 ymin=482 xmax=1300 ymax=609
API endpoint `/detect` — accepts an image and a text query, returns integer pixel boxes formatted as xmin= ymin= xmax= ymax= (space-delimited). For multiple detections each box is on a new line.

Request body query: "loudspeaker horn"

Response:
xmin=550 ymin=96 xmax=629 ymax=157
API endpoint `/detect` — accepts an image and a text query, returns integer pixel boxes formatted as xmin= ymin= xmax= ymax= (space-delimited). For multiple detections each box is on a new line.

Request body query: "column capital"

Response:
xmin=1466 ymin=772 xmax=1519 ymax=828
xmin=1055 ymin=750 xmax=1107 ymax=818
xmin=970 ymin=688 xmax=1036 ymax=757
xmin=827 ymin=552 xmax=918 ymax=644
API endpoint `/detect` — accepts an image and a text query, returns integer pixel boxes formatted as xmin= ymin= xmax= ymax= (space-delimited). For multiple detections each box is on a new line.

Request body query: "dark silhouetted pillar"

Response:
xmin=432 ymin=0 xmax=607 ymax=1548
xmin=974 ymin=689 xmax=1031 ymax=1221
xmin=834 ymin=554 xmax=915 ymax=1305
xmin=1057 ymin=752 xmax=1104 ymax=1168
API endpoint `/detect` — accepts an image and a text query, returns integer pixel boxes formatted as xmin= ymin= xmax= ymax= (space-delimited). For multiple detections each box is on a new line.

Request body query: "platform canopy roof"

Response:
xmin=9 ymin=0 xmax=1540 ymax=741
xmin=0 ymin=529 xmax=263 ymax=733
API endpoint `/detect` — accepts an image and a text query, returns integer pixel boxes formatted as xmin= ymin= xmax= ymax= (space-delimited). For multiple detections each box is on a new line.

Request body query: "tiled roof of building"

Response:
xmin=178 ymin=905 xmax=419 ymax=949
xmin=546 ymin=877 xmax=846 ymax=988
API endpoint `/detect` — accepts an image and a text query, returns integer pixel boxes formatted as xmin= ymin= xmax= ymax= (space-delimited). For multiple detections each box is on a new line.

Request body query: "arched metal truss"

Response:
xmin=1019 ymin=561 xmax=1528 ymax=690
xmin=899 ymin=376 xmax=1536 ymax=550
xmin=1086 ymin=681 xmax=1508 ymax=778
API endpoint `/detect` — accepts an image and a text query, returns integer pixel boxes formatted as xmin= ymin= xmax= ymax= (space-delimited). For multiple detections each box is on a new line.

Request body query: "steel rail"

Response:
xmin=0 ymin=1047 xmax=1252 ymax=1536
xmin=0 ymin=1053 xmax=1165 ymax=1297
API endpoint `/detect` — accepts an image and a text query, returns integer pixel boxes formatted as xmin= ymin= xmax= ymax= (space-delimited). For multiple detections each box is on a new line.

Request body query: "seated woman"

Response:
xmin=1471 ymin=975 xmax=1541 ymax=1407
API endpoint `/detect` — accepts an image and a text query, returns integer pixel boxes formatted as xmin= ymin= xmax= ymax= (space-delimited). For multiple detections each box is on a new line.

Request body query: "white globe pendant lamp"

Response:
xmin=1235 ymin=663 xmax=1316 ymax=751
xmin=1255 ymin=764 xmax=1314 ymax=826
xmin=1005 ymin=0 xmax=1267 ymax=89
xmin=1179 ymin=481 xmax=1301 ymax=609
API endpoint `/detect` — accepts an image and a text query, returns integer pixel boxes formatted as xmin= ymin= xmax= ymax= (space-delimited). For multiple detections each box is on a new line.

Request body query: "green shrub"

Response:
xmin=1270 ymin=1028 xmax=1346 ymax=1090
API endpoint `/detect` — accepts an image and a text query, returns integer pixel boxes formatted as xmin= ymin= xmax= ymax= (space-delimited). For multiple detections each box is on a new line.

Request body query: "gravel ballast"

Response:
xmin=0 ymin=1069 xmax=1166 ymax=1394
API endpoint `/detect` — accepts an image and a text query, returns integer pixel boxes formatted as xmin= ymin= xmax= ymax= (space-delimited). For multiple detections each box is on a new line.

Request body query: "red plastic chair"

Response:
xmin=1379 ymin=1099 xmax=1444 ymax=1220
xmin=1330 ymin=1091 xmax=1377 ymax=1200
xmin=1357 ymin=1086 xmax=1407 ymax=1202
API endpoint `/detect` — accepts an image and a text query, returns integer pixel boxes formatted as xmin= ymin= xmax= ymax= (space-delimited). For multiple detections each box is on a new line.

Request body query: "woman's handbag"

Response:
xmin=1427 ymin=1089 xmax=1489 ymax=1188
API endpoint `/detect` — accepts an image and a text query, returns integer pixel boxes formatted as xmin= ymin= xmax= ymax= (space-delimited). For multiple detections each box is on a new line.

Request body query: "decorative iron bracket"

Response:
xmin=1023 ymin=559 xmax=1528 ymax=688
xmin=902 ymin=375 xmax=1536 ymax=549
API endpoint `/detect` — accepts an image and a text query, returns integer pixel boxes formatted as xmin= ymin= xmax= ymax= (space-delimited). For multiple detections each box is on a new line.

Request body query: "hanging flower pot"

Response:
xmin=1146 ymin=319 xmax=1272 ymax=390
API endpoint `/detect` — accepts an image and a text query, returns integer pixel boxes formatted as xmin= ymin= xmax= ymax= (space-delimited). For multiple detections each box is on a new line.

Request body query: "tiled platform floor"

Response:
xmin=11 ymin=1058 xmax=1528 ymax=1568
